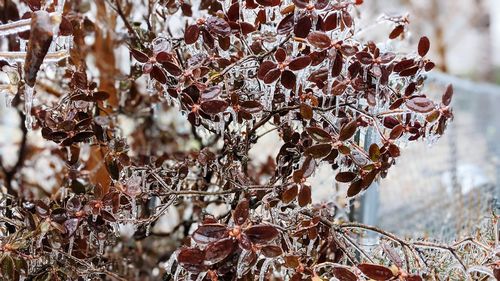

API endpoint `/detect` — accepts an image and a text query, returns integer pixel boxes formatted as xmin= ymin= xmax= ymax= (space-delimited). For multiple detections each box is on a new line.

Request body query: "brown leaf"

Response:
xmin=442 ymin=84 xmax=453 ymax=106
xmin=306 ymin=127 xmax=332 ymax=142
xmin=192 ymin=224 xmax=228 ymax=244
xmin=298 ymin=184 xmax=312 ymax=207
xmin=406 ymin=97 xmax=435 ymax=113
xmin=233 ymin=199 xmax=249 ymax=225
xmin=339 ymin=120 xmax=357 ymax=141
xmin=131 ymin=49 xmax=149 ymax=63
xmin=281 ymin=184 xmax=299 ymax=203
xmin=305 ymin=143 xmax=332 ymax=158
xmin=178 ymin=248 xmax=205 ymax=266
xmin=300 ymin=103 xmax=313 ymax=120
xmin=185 ymin=24 xmax=200 ymax=44
xmin=307 ymin=31 xmax=332 ymax=49
xmin=389 ymin=25 xmax=404 ymax=39
xmin=261 ymin=245 xmax=283 ymax=258
xmin=336 ymin=171 xmax=356 ymax=183
xmin=263 ymin=68 xmax=282 ymax=84
xmin=204 ymin=238 xmax=235 ymax=265
xmin=288 ymin=56 xmax=312 ymax=71
xmin=281 ymin=70 xmax=296 ymax=89
xmin=358 ymin=263 xmax=395 ymax=280
xmin=294 ymin=16 xmax=312 ymax=38
xmin=244 ymin=225 xmax=279 ymax=244
xmin=200 ymin=100 xmax=229 ymax=115
xmin=332 ymin=267 xmax=357 ymax=281
xmin=418 ymin=36 xmax=430 ymax=57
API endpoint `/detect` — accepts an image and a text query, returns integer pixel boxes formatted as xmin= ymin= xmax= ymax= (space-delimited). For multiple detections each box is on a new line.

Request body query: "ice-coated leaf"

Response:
xmin=406 ymin=97 xmax=435 ymax=113
xmin=184 ymin=24 xmax=200 ymax=45
xmin=192 ymin=224 xmax=228 ymax=244
xmin=244 ymin=225 xmax=279 ymax=244
xmin=358 ymin=263 xmax=395 ymax=280
xmin=200 ymin=100 xmax=229 ymax=115
xmin=233 ymin=199 xmax=249 ymax=225
xmin=204 ymin=238 xmax=235 ymax=265
xmin=307 ymin=31 xmax=332 ymax=50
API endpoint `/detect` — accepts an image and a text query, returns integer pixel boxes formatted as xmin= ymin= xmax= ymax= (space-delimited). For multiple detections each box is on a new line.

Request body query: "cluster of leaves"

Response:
xmin=0 ymin=0 xmax=497 ymax=281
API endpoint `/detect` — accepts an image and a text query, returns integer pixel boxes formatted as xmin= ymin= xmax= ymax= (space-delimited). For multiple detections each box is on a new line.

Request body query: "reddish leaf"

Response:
xmin=306 ymin=127 xmax=332 ymax=142
xmin=233 ymin=199 xmax=249 ymax=225
xmin=332 ymin=267 xmax=357 ymax=281
xmin=200 ymin=100 xmax=229 ymax=115
xmin=274 ymin=48 xmax=287 ymax=62
xmin=323 ymin=13 xmax=338 ymax=31
xmin=305 ymin=143 xmax=332 ymax=159
xmin=240 ymin=100 xmax=263 ymax=113
xmin=206 ymin=17 xmax=231 ymax=36
xmin=185 ymin=24 xmax=200 ymax=44
xmin=389 ymin=25 xmax=404 ymax=39
xmin=281 ymin=184 xmax=299 ymax=204
xmin=406 ymin=97 xmax=435 ymax=113
xmin=339 ymin=120 xmax=357 ymax=141
xmin=347 ymin=180 xmax=362 ymax=197
xmin=277 ymin=14 xmax=294 ymax=35
xmin=264 ymin=68 xmax=282 ymax=84
xmin=331 ymin=51 xmax=343 ymax=77
xmin=178 ymin=248 xmax=205 ymax=266
xmin=358 ymin=263 xmax=395 ymax=280
xmin=335 ymin=172 xmax=356 ymax=183
xmin=281 ymin=70 xmax=296 ymax=89
xmin=298 ymin=184 xmax=312 ymax=207
xmin=204 ymin=238 xmax=235 ymax=264
xmin=261 ymin=245 xmax=283 ymax=258
xmin=294 ymin=16 xmax=312 ymax=38
xmin=258 ymin=61 xmax=277 ymax=80
xmin=307 ymin=31 xmax=332 ymax=50
xmin=192 ymin=224 xmax=228 ymax=244
xmin=300 ymin=103 xmax=313 ymax=120
xmin=244 ymin=225 xmax=279 ymax=244
xmin=356 ymin=51 xmax=373 ymax=64
xmin=150 ymin=65 xmax=167 ymax=84
xmin=418 ymin=36 xmax=430 ymax=57
xmin=131 ymin=49 xmax=149 ymax=63
xmin=288 ymin=56 xmax=311 ymax=71
xmin=162 ymin=61 xmax=182 ymax=76
xmin=442 ymin=84 xmax=453 ymax=106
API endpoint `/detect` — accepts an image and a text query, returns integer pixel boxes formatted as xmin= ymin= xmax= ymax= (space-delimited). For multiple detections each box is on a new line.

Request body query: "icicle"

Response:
xmin=68 ymin=236 xmax=74 ymax=255
xmin=145 ymin=224 xmax=151 ymax=236
xmin=60 ymin=187 xmax=67 ymax=202
xmin=259 ymin=259 xmax=272 ymax=281
xmin=131 ymin=197 xmax=137 ymax=219
xmin=237 ymin=250 xmax=249 ymax=278
xmin=165 ymin=250 xmax=180 ymax=273
xmin=307 ymin=238 xmax=316 ymax=255
xmin=24 ymin=86 xmax=34 ymax=130
xmin=98 ymin=240 xmax=105 ymax=256
xmin=173 ymin=265 xmax=182 ymax=280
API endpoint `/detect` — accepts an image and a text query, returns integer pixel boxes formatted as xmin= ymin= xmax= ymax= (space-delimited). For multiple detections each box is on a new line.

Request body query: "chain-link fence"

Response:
xmin=377 ymin=72 xmax=500 ymax=240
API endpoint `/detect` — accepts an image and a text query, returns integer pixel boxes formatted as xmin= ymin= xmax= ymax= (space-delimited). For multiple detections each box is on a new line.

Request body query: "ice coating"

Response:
xmin=23 ymin=11 xmax=56 ymax=88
